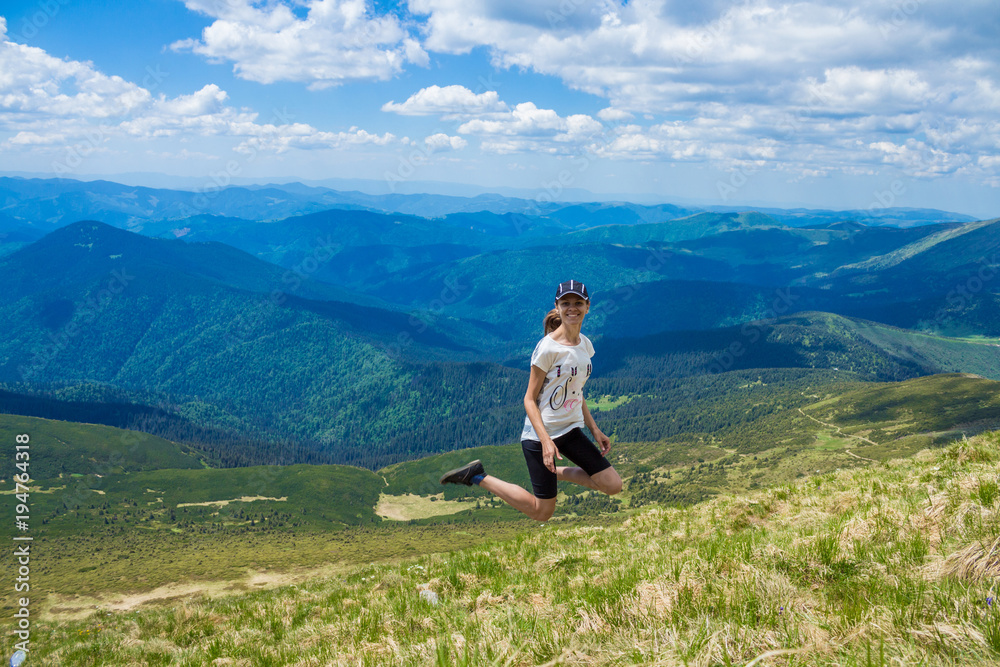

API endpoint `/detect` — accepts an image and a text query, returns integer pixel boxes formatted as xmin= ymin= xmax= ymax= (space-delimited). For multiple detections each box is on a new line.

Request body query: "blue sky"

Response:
xmin=1 ymin=0 xmax=998 ymax=217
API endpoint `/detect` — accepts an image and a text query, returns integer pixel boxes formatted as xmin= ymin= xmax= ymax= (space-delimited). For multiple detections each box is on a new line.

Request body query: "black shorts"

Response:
xmin=522 ymin=427 xmax=613 ymax=499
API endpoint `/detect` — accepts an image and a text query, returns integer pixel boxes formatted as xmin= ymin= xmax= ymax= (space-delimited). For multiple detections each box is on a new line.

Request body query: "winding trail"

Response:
xmin=798 ymin=408 xmax=878 ymax=462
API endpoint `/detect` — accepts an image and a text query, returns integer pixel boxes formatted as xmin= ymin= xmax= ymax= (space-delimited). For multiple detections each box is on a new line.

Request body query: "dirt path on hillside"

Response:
xmin=798 ymin=408 xmax=878 ymax=461
xmin=41 ymin=562 xmax=352 ymax=622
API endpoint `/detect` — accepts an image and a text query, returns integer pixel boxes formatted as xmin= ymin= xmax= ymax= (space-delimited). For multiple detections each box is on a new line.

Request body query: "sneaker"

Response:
xmin=439 ymin=459 xmax=485 ymax=486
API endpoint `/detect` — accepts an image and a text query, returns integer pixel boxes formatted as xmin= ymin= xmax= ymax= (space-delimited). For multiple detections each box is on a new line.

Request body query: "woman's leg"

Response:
xmin=479 ymin=475 xmax=557 ymax=522
xmin=557 ymin=466 xmax=622 ymax=495
xmin=553 ymin=430 xmax=623 ymax=496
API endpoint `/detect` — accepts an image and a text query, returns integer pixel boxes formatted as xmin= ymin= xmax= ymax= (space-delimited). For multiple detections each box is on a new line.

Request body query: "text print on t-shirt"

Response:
xmin=548 ymin=363 xmax=592 ymax=412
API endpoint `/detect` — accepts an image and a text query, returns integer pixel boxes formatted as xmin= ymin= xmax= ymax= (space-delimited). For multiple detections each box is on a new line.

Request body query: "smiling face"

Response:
xmin=555 ymin=294 xmax=589 ymax=326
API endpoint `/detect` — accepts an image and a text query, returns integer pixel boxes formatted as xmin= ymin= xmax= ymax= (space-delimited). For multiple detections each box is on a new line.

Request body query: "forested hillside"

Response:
xmin=0 ymin=178 xmax=996 ymax=469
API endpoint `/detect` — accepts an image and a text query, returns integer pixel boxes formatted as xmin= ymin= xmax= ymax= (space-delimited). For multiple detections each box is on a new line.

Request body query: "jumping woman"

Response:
xmin=440 ymin=280 xmax=623 ymax=521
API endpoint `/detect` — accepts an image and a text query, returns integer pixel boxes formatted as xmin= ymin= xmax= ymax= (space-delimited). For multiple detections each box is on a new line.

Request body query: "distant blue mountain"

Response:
xmin=0 ymin=177 xmax=979 ymax=242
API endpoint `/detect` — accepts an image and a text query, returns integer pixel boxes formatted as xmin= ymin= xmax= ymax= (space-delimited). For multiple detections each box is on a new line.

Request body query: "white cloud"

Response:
xmin=7 ymin=131 xmax=69 ymax=146
xmin=0 ymin=19 xmax=150 ymax=121
xmin=459 ymin=102 xmax=564 ymax=135
xmin=597 ymin=107 xmax=633 ymax=122
xmin=172 ymin=0 xmax=428 ymax=88
xmin=234 ymin=126 xmax=395 ymax=154
xmin=404 ymin=0 xmax=1000 ymax=185
xmin=382 ymin=85 xmax=508 ymax=117
xmin=868 ymin=139 xmax=972 ymax=178
xmin=803 ymin=67 xmax=934 ymax=113
xmin=0 ymin=21 xmax=396 ymax=159
xmin=450 ymin=101 xmax=604 ymax=155
xmin=146 ymin=148 xmax=221 ymax=161
xmin=559 ymin=114 xmax=603 ymax=141
xmin=157 ymin=84 xmax=230 ymax=116
xmin=424 ymin=133 xmax=467 ymax=151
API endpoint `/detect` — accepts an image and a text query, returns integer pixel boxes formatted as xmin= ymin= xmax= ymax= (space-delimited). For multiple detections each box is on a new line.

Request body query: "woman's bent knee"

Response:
xmin=601 ymin=480 xmax=622 ymax=495
xmin=531 ymin=499 xmax=556 ymax=522
xmin=531 ymin=510 xmax=554 ymax=522
xmin=595 ymin=470 xmax=622 ymax=496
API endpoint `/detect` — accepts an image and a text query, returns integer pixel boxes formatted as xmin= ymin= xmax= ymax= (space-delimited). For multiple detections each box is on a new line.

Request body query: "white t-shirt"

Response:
xmin=521 ymin=333 xmax=595 ymax=441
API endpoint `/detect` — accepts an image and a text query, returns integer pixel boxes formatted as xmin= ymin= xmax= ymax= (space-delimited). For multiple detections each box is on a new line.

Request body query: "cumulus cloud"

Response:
xmin=0 ymin=19 xmax=150 ymax=122
xmin=456 ymin=102 xmax=603 ymax=153
xmin=868 ymin=139 xmax=972 ymax=178
xmin=235 ymin=126 xmax=395 ymax=154
xmin=157 ymin=84 xmax=230 ymax=116
xmin=172 ymin=0 xmax=428 ymax=88
xmin=0 ymin=20 xmax=395 ymax=158
xmin=803 ymin=67 xmax=934 ymax=113
xmin=382 ymin=85 xmax=508 ymax=117
xmin=424 ymin=133 xmax=467 ymax=152
xmin=404 ymin=0 xmax=1000 ymax=183
xmin=597 ymin=107 xmax=633 ymax=122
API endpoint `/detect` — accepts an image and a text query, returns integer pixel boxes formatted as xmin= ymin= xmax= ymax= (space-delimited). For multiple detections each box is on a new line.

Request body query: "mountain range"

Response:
xmin=0 ymin=177 xmax=997 ymax=468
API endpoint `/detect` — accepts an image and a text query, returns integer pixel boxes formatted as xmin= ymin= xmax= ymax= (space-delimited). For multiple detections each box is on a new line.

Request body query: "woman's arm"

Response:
xmin=524 ymin=365 xmax=561 ymax=472
xmin=581 ymin=398 xmax=611 ymax=456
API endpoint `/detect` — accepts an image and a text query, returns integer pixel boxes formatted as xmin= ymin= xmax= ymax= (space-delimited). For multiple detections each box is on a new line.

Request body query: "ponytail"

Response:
xmin=544 ymin=308 xmax=561 ymax=335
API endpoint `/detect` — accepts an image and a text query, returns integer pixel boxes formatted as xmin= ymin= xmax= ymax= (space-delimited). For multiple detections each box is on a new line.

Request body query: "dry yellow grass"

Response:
xmin=21 ymin=431 xmax=1000 ymax=665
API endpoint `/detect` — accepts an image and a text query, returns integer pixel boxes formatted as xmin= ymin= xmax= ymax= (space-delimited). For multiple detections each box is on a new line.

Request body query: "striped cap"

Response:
xmin=555 ymin=279 xmax=589 ymax=301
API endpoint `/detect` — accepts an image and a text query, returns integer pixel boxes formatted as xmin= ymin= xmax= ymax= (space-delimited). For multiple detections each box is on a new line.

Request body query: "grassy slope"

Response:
xmin=381 ymin=372 xmax=1000 ymax=511
xmin=836 ymin=218 xmax=997 ymax=272
xmin=20 ymin=432 xmax=1000 ymax=665
xmin=11 ymin=371 xmax=996 ymax=535
xmin=595 ymin=312 xmax=1000 ymax=383
xmin=15 ymin=463 xmax=386 ymax=539
xmin=803 ymin=373 xmax=1000 ymax=444
xmin=0 ymin=414 xmax=206 ymax=478
xmin=5 ymin=371 xmax=999 ymax=612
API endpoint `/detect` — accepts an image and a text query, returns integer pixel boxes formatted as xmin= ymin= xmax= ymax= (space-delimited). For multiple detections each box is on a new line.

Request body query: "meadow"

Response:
xmin=15 ymin=431 xmax=1000 ymax=665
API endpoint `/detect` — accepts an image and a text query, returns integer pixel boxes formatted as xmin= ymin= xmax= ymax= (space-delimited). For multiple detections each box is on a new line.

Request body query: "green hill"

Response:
xmin=594 ymin=311 xmax=1000 ymax=383
xmin=559 ymin=210 xmax=783 ymax=244
xmin=0 ymin=387 xmax=333 ymax=468
xmin=4 ymin=220 xmax=998 ymax=473
xmin=817 ymin=219 xmax=1000 ymax=335
xmin=0 ymin=221 xmax=524 ymax=467
xmin=18 ymin=430 xmax=1000 ymax=665
xmin=801 ymin=373 xmax=1000 ymax=453
xmin=0 ymin=413 xmax=206 ymax=478
xmin=4 ymin=371 xmax=1000 ymax=618
xmin=10 ymin=464 xmax=385 ymax=542
xmin=380 ymin=372 xmax=1000 ymax=512
xmin=833 ymin=217 xmax=999 ymax=276
xmin=351 ymin=241 xmax=730 ymax=339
